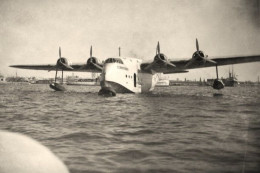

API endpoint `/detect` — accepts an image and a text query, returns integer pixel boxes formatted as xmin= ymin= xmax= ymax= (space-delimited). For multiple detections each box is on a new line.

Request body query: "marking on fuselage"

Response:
xmin=117 ymin=66 xmax=128 ymax=71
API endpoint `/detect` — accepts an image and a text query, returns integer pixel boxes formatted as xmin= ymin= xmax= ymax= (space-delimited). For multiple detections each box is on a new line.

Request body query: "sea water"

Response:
xmin=0 ymin=83 xmax=259 ymax=173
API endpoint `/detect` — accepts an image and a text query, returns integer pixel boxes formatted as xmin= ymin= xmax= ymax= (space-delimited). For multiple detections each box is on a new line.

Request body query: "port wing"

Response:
xmin=10 ymin=63 xmax=103 ymax=73
xmin=10 ymin=46 xmax=103 ymax=73
xmin=141 ymin=55 xmax=260 ymax=74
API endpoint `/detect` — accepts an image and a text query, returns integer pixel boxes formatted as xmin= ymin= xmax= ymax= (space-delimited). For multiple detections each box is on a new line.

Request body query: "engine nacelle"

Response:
xmin=154 ymin=53 xmax=168 ymax=65
xmin=143 ymin=42 xmax=176 ymax=71
xmin=56 ymin=57 xmax=73 ymax=70
xmin=57 ymin=57 xmax=68 ymax=66
xmin=185 ymin=39 xmax=215 ymax=68
xmin=87 ymin=57 xmax=98 ymax=65
xmin=192 ymin=51 xmax=205 ymax=60
xmin=85 ymin=56 xmax=102 ymax=71
xmin=57 ymin=57 xmax=72 ymax=67
xmin=191 ymin=51 xmax=207 ymax=65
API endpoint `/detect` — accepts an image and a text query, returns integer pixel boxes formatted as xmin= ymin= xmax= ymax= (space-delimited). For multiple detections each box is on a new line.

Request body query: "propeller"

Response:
xmin=48 ymin=47 xmax=73 ymax=72
xmin=57 ymin=47 xmax=73 ymax=70
xmin=157 ymin=42 xmax=160 ymax=55
xmin=185 ymin=38 xmax=216 ymax=67
xmin=59 ymin=47 xmax=61 ymax=58
xmin=155 ymin=42 xmax=176 ymax=68
xmin=196 ymin=38 xmax=199 ymax=52
xmin=79 ymin=46 xmax=103 ymax=71
xmin=195 ymin=39 xmax=216 ymax=64
xmin=90 ymin=45 xmax=92 ymax=57
xmin=145 ymin=42 xmax=175 ymax=71
xmin=195 ymin=38 xmax=205 ymax=60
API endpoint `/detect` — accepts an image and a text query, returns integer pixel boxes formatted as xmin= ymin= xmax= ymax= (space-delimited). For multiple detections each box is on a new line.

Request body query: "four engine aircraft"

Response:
xmin=10 ymin=39 xmax=260 ymax=96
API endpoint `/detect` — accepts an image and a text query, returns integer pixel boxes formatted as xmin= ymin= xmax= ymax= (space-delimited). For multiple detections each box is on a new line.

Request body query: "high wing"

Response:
xmin=141 ymin=55 xmax=260 ymax=74
xmin=169 ymin=55 xmax=260 ymax=74
xmin=10 ymin=46 xmax=103 ymax=73
xmin=141 ymin=41 xmax=260 ymax=74
xmin=9 ymin=63 xmax=103 ymax=73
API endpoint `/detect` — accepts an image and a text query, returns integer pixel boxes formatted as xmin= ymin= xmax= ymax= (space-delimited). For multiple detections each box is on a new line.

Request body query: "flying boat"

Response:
xmin=10 ymin=39 xmax=260 ymax=96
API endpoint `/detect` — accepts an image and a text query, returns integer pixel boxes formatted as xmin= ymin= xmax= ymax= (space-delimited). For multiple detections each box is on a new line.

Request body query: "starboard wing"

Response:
xmin=141 ymin=55 xmax=260 ymax=74
xmin=173 ymin=55 xmax=260 ymax=69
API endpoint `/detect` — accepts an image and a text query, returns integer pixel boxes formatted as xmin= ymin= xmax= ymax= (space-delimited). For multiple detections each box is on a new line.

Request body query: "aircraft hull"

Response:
xmin=100 ymin=59 xmax=142 ymax=94
xmin=100 ymin=81 xmax=134 ymax=94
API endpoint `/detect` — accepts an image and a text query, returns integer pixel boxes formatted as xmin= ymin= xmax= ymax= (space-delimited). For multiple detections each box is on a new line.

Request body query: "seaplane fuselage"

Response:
xmin=99 ymin=57 xmax=159 ymax=94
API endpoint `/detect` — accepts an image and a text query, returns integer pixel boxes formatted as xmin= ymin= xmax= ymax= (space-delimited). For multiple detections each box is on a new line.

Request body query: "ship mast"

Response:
xmin=232 ymin=65 xmax=234 ymax=78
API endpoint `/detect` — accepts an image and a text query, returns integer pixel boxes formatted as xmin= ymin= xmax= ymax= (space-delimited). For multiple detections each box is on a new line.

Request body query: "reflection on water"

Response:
xmin=0 ymin=83 xmax=260 ymax=173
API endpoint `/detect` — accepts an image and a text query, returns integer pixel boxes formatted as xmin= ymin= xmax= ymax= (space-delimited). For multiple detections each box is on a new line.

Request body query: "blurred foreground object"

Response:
xmin=0 ymin=131 xmax=69 ymax=173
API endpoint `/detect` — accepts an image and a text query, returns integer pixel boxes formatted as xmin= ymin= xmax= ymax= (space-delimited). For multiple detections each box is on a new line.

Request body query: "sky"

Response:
xmin=0 ymin=0 xmax=260 ymax=81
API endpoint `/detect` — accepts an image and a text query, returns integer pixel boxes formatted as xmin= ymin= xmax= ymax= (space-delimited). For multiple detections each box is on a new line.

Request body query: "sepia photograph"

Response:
xmin=0 ymin=0 xmax=260 ymax=172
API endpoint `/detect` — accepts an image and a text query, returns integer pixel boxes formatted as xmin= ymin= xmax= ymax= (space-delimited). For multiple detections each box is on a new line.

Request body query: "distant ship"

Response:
xmin=67 ymin=78 xmax=99 ymax=86
xmin=155 ymin=73 xmax=170 ymax=87
xmin=66 ymin=73 xmax=100 ymax=86
xmin=31 ymin=79 xmax=53 ymax=84
xmin=221 ymin=66 xmax=239 ymax=87
xmin=155 ymin=79 xmax=170 ymax=87
xmin=207 ymin=66 xmax=239 ymax=87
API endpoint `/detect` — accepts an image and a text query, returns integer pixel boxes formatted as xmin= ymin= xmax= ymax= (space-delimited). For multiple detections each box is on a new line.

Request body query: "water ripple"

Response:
xmin=0 ymin=84 xmax=260 ymax=173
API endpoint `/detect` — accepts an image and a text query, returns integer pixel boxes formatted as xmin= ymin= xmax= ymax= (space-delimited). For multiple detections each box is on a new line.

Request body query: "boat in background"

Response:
xmin=155 ymin=73 xmax=170 ymax=87
xmin=66 ymin=73 xmax=100 ymax=86
xmin=207 ymin=65 xmax=239 ymax=87
xmin=155 ymin=79 xmax=170 ymax=87
xmin=221 ymin=66 xmax=239 ymax=87
xmin=67 ymin=78 xmax=99 ymax=86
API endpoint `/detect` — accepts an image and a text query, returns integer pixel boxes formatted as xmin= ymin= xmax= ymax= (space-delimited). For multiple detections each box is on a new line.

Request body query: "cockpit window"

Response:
xmin=105 ymin=58 xmax=123 ymax=64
